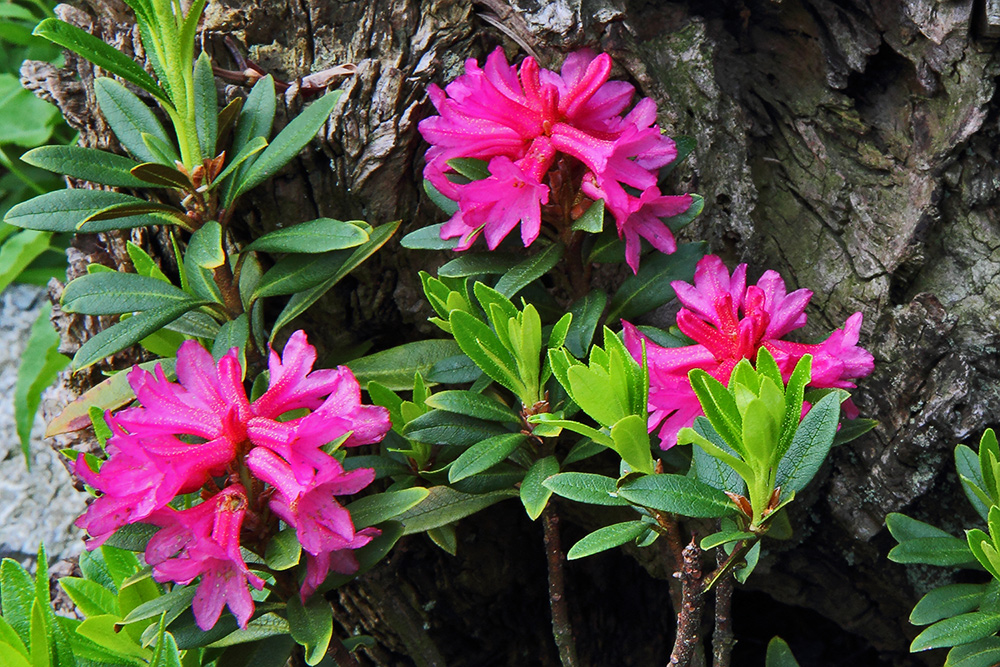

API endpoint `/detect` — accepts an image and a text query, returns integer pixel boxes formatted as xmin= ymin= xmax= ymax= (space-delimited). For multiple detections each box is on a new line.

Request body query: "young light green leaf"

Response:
xmin=1 ymin=558 xmax=36 ymax=645
xmin=448 ymin=433 xmax=527 ymax=483
xmin=449 ymin=310 xmax=522 ymax=395
xmin=617 ymin=474 xmax=735 ymax=518
xmin=542 ymin=473 xmax=629 ymax=506
xmin=345 ymin=488 xmax=430 ymax=529
xmin=243 ymin=218 xmax=369 ymax=254
xmin=20 ymin=146 xmax=147 ymax=188
xmin=605 ymin=242 xmax=705 ymax=322
xmin=71 ymin=300 xmax=203 ymax=371
xmin=232 ymin=90 xmax=342 ymax=200
xmin=396 ymin=486 xmax=516 ymax=535
xmin=424 ymin=390 xmax=521 ymax=424
xmin=911 ymin=612 xmax=1000 ymax=652
xmin=58 ymin=577 xmax=119 ymax=618
xmin=689 ymin=368 xmax=744 ymax=454
xmin=567 ymin=520 xmax=648 ymax=560
xmin=521 ymin=456 xmax=558 ymax=521
xmin=61 ymin=272 xmax=195 ymax=315
xmin=494 ymin=243 xmax=563 ymax=298
xmin=346 ymin=339 xmax=462 ymax=391
xmin=14 ymin=304 xmax=68 ymax=462
xmin=33 ymin=19 xmax=167 ymax=101
xmin=93 ymin=78 xmax=173 ymax=163
xmin=610 ymin=415 xmax=655 ymax=475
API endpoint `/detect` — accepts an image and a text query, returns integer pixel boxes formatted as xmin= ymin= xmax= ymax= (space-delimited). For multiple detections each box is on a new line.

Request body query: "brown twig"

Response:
xmin=542 ymin=504 xmax=579 ymax=667
xmin=668 ymin=539 xmax=704 ymax=667
xmin=712 ymin=548 xmax=735 ymax=667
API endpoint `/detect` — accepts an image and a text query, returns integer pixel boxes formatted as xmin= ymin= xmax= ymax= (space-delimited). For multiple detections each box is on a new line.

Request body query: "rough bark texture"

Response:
xmin=24 ymin=0 xmax=1000 ymax=664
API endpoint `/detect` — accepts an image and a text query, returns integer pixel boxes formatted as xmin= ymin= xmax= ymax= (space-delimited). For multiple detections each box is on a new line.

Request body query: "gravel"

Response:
xmin=0 ymin=284 xmax=86 ymax=565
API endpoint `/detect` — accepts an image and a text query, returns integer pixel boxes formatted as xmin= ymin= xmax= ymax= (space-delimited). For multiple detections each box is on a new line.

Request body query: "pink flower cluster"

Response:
xmin=75 ymin=331 xmax=390 ymax=630
xmin=419 ymin=48 xmax=692 ymax=273
xmin=623 ymin=255 xmax=874 ymax=449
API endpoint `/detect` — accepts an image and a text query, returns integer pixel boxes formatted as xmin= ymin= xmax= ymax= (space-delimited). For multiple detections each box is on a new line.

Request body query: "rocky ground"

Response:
xmin=0 ymin=284 xmax=86 ymax=566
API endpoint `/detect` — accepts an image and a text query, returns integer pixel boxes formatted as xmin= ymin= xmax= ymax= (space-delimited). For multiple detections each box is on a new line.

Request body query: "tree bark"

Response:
xmin=26 ymin=0 xmax=1000 ymax=664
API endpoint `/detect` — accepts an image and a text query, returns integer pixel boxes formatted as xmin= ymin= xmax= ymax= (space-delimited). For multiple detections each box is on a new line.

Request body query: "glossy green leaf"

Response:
xmin=20 ymin=146 xmax=147 ymax=187
xmin=521 ymin=456 xmax=558 ymax=521
xmin=617 ymin=474 xmax=735 ymax=518
xmin=605 ymin=242 xmax=705 ymax=322
xmin=119 ymin=586 xmax=195 ymax=627
xmin=542 ymin=472 xmax=629 ymax=506
xmin=564 ymin=290 xmax=606 ymax=358
xmin=61 ymin=272 xmax=195 ymax=315
xmin=446 ymin=158 xmax=489 ymax=180
xmin=4 ymin=189 xmax=179 ymax=233
xmin=403 ymin=410 xmax=506 ymax=447
xmin=424 ymin=390 xmax=521 ymax=423
xmin=957 ymin=444 xmax=991 ymax=522
xmin=271 ymin=220 xmax=399 ymax=336
xmin=71 ymin=300 xmax=202 ymax=370
xmin=347 ymin=339 xmax=462 ymax=391
xmin=887 ymin=512 xmax=960 ymax=542
xmin=448 ymin=433 xmax=527 ymax=483
xmin=570 ymin=521 xmax=650 ymax=561
xmin=911 ymin=612 xmax=1000 ymax=652
xmin=775 ymin=391 xmax=842 ymax=495
xmin=33 ymin=19 xmax=166 ymax=100
xmin=438 ymin=253 xmax=520 ymax=278
xmin=911 ymin=584 xmax=989 ymax=626
xmin=232 ymin=90 xmax=342 ymax=199
xmin=243 ymin=218 xmax=369 ymax=254
xmin=264 ymin=528 xmax=301 ymax=571
xmin=945 ymin=637 xmax=1000 ymax=667
xmin=571 ymin=198 xmax=604 ymax=233
xmin=396 ymin=486 xmax=516 ymax=535
xmin=75 ymin=615 xmax=151 ymax=661
xmin=494 ymin=243 xmax=563 ymax=298
xmin=401 ymin=220 xmax=460 ymax=249
xmin=345 ymin=488 xmax=430 ymax=529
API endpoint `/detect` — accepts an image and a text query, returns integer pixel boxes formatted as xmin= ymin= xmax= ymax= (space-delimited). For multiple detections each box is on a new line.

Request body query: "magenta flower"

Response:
xmin=74 ymin=330 xmax=391 ymax=626
xmin=145 ymin=486 xmax=264 ymax=630
xmin=624 ymin=255 xmax=874 ymax=448
xmin=419 ymin=47 xmax=692 ymax=270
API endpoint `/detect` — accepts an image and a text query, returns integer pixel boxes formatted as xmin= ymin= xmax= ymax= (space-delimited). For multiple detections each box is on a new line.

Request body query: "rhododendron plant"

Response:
xmin=624 ymin=254 xmax=874 ymax=448
xmin=74 ymin=331 xmax=390 ymax=629
xmin=418 ymin=47 xmax=692 ymax=272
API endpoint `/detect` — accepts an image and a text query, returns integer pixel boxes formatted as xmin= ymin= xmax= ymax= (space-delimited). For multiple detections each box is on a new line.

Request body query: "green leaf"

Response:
xmin=61 ymin=272 xmax=195 ymax=315
xmin=72 ymin=300 xmax=203 ymax=371
xmin=567 ymin=520 xmax=648 ymax=560
xmin=253 ymin=248 xmax=360 ymax=299
xmin=421 ymin=180 xmax=459 ymax=218
xmin=212 ymin=314 xmax=249 ymax=361
xmin=958 ymin=444 xmax=991 ymax=522
xmin=888 ymin=537 xmax=977 ymax=567
xmin=661 ymin=193 xmax=705 ymax=231
xmin=446 ymin=158 xmax=490 ymax=180
xmin=887 ymin=512 xmax=960 ymax=542
xmin=605 ymin=242 xmax=705 ymax=321
xmin=186 ymin=220 xmax=225 ymax=269
xmin=700 ymin=530 xmax=756 ymax=550
xmin=14 ymin=304 xmax=68 ymax=462
xmin=494 ymin=243 xmax=563 ymax=298
xmin=243 ymin=218 xmax=369 ymax=254
xmin=93 ymin=78 xmax=173 ymax=163
xmin=765 ymin=636 xmax=801 ymax=667
xmin=617 ymin=474 xmax=735 ymax=518
xmin=438 ymin=253 xmax=520 ymax=278
xmin=448 ymin=433 xmax=527 ymax=483
xmin=129 ymin=163 xmax=191 ymax=189
xmin=521 ymin=456 xmax=558 ymax=521
xmin=401 ymin=220 xmax=459 ymax=249
xmin=347 ymin=339 xmax=462 ymax=391
xmin=946 ymin=637 xmax=1000 ymax=667
xmin=223 ymin=75 xmax=275 ymax=202
xmin=213 ymin=635 xmax=295 ymax=667
xmin=659 ymin=136 xmax=697 ymax=178
xmin=426 ymin=354 xmax=482 ymax=384
xmin=396 ymin=486 xmax=516 ymax=535
xmin=33 ymin=19 xmax=166 ymax=101
xmin=232 ymin=90 xmax=342 ymax=199
xmin=29 ymin=598 xmax=51 ymax=667
xmin=264 ymin=528 xmax=301 ymax=571
xmin=774 ymin=391 xmax=841 ymax=495
xmin=204 ymin=613 xmax=291 ymax=649
xmin=610 ymin=415 xmax=655 ymax=475
xmin=1 ymin=558 xmax=35 ymax=646
xmin=688 ymin=368 xmax=744 ymax=454
xmin=911 ymin=612 xmax=1000 ymax=652
xmin=20 ymin=146 xmax=146 ymax=188
xmin=912 ymin=584 xmax=989 ymax=626
xmin=542 ymin=473 xmax=629 ymax=506
xmin=424 ymin=390 xmax=521 ymax=424
xmin=449 ymin=310 xmax=522 ymax=394
xmin=689 ymin=417 xmax=746 ymax=495
xmin=194 ymin=52 xmax=218 ymax=158
xmin=0 ymin=230 xmax=50 ymax=293
xmin=571 ymin=198 xmax=604 ymax=233
xmin=0 ymin=643 xmax=30 ymax=667
xmin=118 ymin=586 xmax=195 ymax=626
xmin=403 ymin=410 xmax=507 ymax=447
xmin=75 ymin=615 xmax=151 ymax=662
xmin=4 ymin=189 xmax=181 ymax=233
xmin=58 ymin=577 xmax=119 ymax=617
xmin=270 ymin=220 xmax=399 ymax=336
xmin=209 ymin=136 xmax=268 ymax=188
xmin=345 ymin=488 xmax=430 ymax=529
xmin=564 ymin=290 xmax=607 ymax=358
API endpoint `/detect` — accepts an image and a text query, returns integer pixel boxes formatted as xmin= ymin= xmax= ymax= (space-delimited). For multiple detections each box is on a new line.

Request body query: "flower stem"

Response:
xmin=668 ymin=539 xmax=704 ymax=667
xmin=711 ymin=548 xmax=735 ymax=667
xmin=542 ymin=504 xmax=579 ymax=667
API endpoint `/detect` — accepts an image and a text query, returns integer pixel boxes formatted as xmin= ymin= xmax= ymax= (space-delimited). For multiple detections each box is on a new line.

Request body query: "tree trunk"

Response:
xmin=25 ymin=0 xmax=1000 ymax=664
